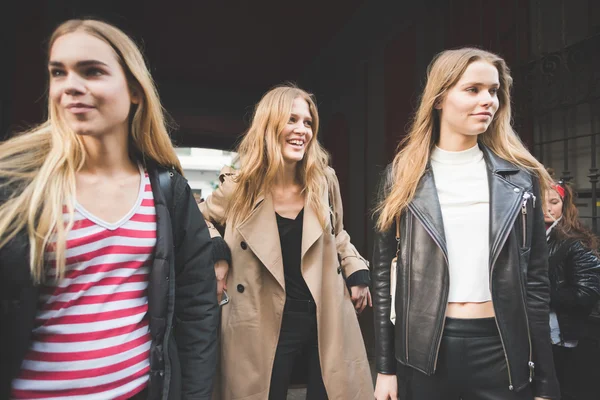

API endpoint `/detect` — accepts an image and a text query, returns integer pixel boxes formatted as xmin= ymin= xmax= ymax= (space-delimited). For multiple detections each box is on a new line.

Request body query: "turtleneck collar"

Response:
xmin=431 ymin=144 xmax=483 ymax=165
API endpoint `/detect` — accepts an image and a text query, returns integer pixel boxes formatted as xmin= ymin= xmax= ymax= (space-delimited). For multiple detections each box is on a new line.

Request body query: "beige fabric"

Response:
xmin=200 ymin=166 xmax=373 ymax=400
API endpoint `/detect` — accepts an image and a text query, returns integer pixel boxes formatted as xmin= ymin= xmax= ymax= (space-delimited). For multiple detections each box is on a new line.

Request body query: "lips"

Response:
xmin=66 ymin=103 xmax=95 ymax=114
xmin=472 ymin=112 xmax=492 ymax=117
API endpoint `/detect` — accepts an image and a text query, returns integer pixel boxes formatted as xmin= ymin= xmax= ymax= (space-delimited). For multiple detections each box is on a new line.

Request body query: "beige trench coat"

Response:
xmin=200 ymin=166 xmax=373 ymax=400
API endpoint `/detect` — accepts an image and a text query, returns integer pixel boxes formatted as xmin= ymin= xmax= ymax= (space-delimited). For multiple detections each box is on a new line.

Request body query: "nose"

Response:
xmin=292 ymin=123 xmax=308 ymax=134
xmin=479 ymin=91 xmax=493 ymax=107
xmin=62 ymin=73 xmax=86 ymax=96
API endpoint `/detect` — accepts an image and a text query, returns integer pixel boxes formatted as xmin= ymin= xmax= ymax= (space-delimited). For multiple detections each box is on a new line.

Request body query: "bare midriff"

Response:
xmin=446 ymin=301 xmax=495 ymax=318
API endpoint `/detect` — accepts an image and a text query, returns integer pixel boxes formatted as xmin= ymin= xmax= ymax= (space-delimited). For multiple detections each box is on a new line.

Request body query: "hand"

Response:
xmin=350 ymin=285 xmax=372 ymax=314
xmin=214 ymin=260 xmax=229 ymax=303
xmin=374 ymin=373 xmax=398 ymax=400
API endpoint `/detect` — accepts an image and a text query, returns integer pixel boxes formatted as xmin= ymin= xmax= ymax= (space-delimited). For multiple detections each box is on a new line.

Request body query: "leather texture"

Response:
xmin=372 ymin=145 xmax=560 ymax=399
xmin=547 ymin=234 xmax=600 ymax=341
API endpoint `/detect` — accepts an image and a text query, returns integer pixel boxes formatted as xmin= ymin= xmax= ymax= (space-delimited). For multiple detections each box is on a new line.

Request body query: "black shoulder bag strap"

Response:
xmin=157 ymin=168 xmax=177 ymax=248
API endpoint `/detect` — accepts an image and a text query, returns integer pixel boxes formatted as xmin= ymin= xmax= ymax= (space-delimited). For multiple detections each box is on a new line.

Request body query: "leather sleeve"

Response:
xmin=527 ymin=177 xmax=560 ymax=399
xmin=372 ymin=168 xmax=398 ymax=374
xmin=551 ymin=240 xmax=600 ymax=311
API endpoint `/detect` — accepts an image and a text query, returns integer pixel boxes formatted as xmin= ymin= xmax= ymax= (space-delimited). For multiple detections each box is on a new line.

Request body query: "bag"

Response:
xmin=390 ymin=216 xmax=400 ymax=325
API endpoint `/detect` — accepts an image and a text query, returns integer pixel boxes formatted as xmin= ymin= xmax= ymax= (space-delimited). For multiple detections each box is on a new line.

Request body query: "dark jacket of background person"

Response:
xmin=0 ymin=165 xmax=219 ymax=400
xmin=547 ymin=234 xmax=600 ymax=341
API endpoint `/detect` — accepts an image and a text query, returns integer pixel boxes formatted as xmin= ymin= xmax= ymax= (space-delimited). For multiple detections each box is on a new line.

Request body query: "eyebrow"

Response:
xmin=460 ymin=81 xmax=500 ymax=87
xmin=48 ymin=60 xmax=109 ymax=68
xmin=290 ymin=112 xmax=312 ymax=120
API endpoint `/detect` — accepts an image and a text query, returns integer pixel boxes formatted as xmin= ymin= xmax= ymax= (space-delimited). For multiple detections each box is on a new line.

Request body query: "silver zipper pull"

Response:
xmin=528 ymin=361 xmax=535 ymax=382
xmin=531 ymin=193 xmax=536 ymax=208
xmin=522 ymin=199 xmax=528 ymax=215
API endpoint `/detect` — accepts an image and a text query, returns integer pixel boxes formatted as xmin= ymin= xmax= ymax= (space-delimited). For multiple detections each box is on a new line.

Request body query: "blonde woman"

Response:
xmin=372 ymin=48 xmax=559 ymax=400
xmin=0 ymin=20 xmax=218 ymax=400
xmin=200 ymin=84 xmax=373 ymax=399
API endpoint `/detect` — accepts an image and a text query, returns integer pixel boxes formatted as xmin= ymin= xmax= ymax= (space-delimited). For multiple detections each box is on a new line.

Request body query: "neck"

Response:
xmin=274 ymin=161 xmax=300 ymax=188
xmin=438 ymin=125 xmax=479 ymax=151
xmin=79 ymin=127 xmax=137 ymax=175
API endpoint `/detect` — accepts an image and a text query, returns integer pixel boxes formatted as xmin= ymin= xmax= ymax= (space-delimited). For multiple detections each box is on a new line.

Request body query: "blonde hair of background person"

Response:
xmin=200 ymin=84 xmax=373 ymax=400
xmin=227 ymin=85 xmax=330 ymax=228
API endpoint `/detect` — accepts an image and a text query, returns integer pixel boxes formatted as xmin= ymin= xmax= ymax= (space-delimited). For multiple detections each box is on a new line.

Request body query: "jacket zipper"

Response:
xmin=489 ymin=189 xmax=521 ymax=390
xmin=407 ymin=204 xmax=449 ymax=373
xmin=489 ymin=188 xmax=535 ymax=390
xmin=520 ymin=192 xmax=535 ymax=382
xmin=521 ymin=193 xmax=531 ymax=248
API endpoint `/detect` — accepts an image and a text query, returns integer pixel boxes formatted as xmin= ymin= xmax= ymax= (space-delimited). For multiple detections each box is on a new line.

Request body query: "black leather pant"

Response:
xmin=397 ymin=317 xmax=533 ymax=400
xmin=268 ymin=299 xmax=327 ymax=400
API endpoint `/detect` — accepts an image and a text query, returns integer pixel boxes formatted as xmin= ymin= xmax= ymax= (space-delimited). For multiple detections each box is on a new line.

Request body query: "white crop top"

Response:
xmin=430 ymin=144 xmax=492 ymax=302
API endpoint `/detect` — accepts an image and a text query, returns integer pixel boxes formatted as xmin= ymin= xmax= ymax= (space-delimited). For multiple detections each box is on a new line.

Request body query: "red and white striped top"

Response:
xmin=12 ymin=167 xmax=156 ymax=400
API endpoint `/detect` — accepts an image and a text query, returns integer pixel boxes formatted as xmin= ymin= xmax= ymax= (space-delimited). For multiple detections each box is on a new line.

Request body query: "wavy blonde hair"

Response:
xmin=0 ymin=19 xmax=182 ymax=283
xmin=228 ymin=84 xmax=330 ymax=227
xmin=376 ymin=47 xmax=552 ymax=231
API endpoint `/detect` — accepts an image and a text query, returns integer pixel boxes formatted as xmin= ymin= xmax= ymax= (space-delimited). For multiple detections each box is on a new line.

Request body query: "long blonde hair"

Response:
xmin=228 ymin=84 xmax=330 ymax=227
xmin=376 ymin=47 xmax=551 ymax=231
xmin=0 ymin=19 xmax=182 ymax=283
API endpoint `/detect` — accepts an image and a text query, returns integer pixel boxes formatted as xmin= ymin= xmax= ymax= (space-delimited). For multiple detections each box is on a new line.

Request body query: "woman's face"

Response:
xmin=544 ymin=189 xmax=564 ymax=224
xmin=279 ymin=97 xmax=314 ymax=165
xmin=48 ymin=32 xmax=139 ymax=137
xmin=437 ymin=60 xmax=500 ymax=145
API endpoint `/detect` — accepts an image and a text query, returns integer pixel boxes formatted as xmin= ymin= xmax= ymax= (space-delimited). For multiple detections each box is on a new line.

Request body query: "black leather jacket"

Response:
xmin=373 ymin=145 xmax=560 ymax=399
xmin=0 ymin=165 xmax=219 ymax=400
xmin=547 ymin=232 xmax=600 ymax=342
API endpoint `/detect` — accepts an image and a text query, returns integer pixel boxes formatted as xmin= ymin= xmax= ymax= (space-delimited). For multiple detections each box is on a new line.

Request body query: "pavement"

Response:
xmin=286 ymin=358 xmax=377 ymax=399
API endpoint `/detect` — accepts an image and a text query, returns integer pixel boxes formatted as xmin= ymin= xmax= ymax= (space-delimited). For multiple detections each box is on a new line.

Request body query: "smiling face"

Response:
xmin=48 ymin=31 xmax=139 ymax=137
xmin=437 ymin=60 xmax=500 ymax=148
xmin=279 ymin=97 xmax=314 ymax=166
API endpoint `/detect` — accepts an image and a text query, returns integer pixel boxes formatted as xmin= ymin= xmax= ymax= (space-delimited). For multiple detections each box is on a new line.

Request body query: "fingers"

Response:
xmin=353 ymin=288 xmax=368 ymax=314
xmin=351 ymin=286 xmax=360 ymax=303
xmin=358 ymin=294 xmax=367 ymax=313
xmin=216 ymin=280 xmax=225 ymax=303
xmin=367 ymin=288 xmax=373 ymax=307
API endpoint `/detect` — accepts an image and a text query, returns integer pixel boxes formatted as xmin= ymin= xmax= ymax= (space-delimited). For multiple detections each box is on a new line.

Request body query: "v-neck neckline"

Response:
xmin=74 ymin=164 xmax=146 ymax=231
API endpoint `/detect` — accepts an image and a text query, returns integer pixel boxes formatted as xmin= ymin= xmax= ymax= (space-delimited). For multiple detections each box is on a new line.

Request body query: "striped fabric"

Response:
xmin=12 ymin=168 xmax=156 ymax=400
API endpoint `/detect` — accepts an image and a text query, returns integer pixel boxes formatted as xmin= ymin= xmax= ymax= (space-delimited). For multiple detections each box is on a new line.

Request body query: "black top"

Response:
xmin=276 ymin=208 xmax=313 ymax=301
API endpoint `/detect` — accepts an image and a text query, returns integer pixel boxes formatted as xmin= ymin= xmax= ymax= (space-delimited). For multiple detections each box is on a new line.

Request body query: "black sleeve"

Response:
xmin=345 ymin=269 xmax=370 ymax=287
xmin=551 ymin=240 xmax=600 ymax=311
xmin=173 ymin=183 xmax=219 ymax=400
xmin=211 ymin=236 xmax=232 ymax=265
xmin=527 ymin=177 xmax=560 ymax=399
xmin=372 ymin=168 xmax=398 ymax=375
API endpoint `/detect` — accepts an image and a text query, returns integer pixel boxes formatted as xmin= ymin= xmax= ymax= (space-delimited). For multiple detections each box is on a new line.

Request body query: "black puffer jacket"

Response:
xmin=373 ymin=145 xmax=560 ymax=399
xmin=0 ymin=165 xmax=219 ymax=400
xmin=547 ymin=232 xmax=600 ymax=341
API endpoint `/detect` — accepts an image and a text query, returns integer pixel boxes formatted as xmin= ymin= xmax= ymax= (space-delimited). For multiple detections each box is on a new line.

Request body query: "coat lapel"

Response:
xmin=408 ymin=168 xmax=449 ymax=260
xmin=301 ymin=188 xmax=328 ymax=260
xmin=237 ymin=194 xmax=285 ymax=288
xmin=482 ymin=146 xmax=527 ymax=269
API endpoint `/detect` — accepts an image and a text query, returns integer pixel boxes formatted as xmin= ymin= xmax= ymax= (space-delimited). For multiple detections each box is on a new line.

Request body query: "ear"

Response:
xmin=129 ymin=85 xmax=141 ymax=105
xmin=434 ymin=98 xmax=443 ymax=110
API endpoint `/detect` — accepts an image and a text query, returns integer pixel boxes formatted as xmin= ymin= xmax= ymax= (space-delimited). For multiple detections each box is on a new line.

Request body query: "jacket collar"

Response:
xmin=410 ymin=143 xmax=530 ymax=267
